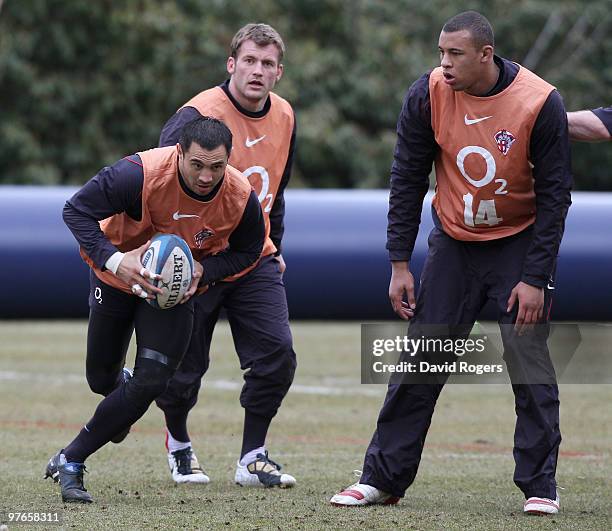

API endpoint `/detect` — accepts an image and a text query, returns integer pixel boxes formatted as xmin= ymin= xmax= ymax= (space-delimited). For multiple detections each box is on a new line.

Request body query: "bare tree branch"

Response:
xmin=555 ymin=12 xmax=592 ymax=62
xmin=562 ymin=15 xmax=611 ymax=73
xmin=523 ymin=11 xmax=564 ymax=70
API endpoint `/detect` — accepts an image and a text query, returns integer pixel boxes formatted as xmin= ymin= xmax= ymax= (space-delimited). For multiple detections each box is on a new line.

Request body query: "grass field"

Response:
xmin=0 ymin=321 xmax=610 ymax=530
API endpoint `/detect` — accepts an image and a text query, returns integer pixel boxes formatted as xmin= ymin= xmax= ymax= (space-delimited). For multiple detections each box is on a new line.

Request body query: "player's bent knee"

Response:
xmin=86 ymin=372 xmax=118 ymax=396
xmin=252 ymin=349 xmax=296 ymax=383
xmin=274 ymin=333 xmax=294 ymax=355
xmin=125 ymin=373 xmax=171 ymax=409
xmin=279 ymin=343 xmax=297 ymax=373
xmin=281 ymin=350 xmax=297 ymax=384
xmin=125 ymin=357 xmax=176 ymax=409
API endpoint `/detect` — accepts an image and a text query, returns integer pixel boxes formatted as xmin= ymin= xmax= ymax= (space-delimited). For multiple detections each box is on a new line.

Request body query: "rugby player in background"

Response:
xmin=155 ymin=23 xmax=297 ymax=488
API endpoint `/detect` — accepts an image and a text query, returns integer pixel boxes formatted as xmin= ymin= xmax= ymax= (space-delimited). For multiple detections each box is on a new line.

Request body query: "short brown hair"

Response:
xmin=230 ymin=23 xmax=285 ymax=62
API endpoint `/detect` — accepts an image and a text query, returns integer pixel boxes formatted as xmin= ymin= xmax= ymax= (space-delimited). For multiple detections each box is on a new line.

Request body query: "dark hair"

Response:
xmin=178 ymin=116 xmax=233 ymax=155
xmin=442 ymin=11 xmax=494 ymax=49
xmin=230 ymin=23 xmax=285 ymax=62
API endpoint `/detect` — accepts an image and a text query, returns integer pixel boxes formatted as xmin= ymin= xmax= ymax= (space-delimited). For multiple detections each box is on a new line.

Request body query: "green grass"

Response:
xmin=0 ymin=321 xmax=610 ymax=530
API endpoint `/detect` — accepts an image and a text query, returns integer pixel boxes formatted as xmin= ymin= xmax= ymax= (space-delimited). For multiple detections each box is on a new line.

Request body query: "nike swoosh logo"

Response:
xmin=464 ymin=114 xmax=493 ymax=125
xmin=245 ymin=135 xmax=266 ymax=147
xmin=547 ymin=283 xmax=555 ymax=290
xmin=172 ymin=211 xmax=200 ymax=220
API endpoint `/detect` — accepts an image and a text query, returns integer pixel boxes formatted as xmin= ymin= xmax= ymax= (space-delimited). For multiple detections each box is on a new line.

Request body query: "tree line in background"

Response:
xmin=0 ymin=0 xmax=610 ymax=189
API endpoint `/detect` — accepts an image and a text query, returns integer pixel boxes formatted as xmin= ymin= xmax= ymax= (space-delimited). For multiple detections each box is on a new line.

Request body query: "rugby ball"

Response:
xmin=141 ymin=234 xmax=194 ymax=310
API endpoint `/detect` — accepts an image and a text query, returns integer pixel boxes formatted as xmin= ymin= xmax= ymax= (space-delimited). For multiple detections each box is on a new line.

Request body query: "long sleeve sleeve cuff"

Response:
xmin=104 ymin=252 xmax=125 ymax=274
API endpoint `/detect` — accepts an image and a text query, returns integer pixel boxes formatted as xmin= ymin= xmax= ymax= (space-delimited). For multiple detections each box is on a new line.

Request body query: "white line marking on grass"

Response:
xmin=0 ymin=371 xmax=383 ymax=397
xmin=208 ymin=379 xmax=383 ymax=396
xmin=0 ymin=370 xmax=84 ymax=383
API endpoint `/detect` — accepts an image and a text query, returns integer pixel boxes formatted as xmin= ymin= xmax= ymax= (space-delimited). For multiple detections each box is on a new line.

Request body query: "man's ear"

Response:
xmin=227 ymin=56 xmax=235 ymax=76
xmin=481 ymin=44 xmax=494 ymax=62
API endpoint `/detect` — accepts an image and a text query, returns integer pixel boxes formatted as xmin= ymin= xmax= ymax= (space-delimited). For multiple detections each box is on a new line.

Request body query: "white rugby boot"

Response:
xmin=234 ymin=451 xmax=296 ymax=488
xmin=167 ymin=447 xmax=210 ymax=484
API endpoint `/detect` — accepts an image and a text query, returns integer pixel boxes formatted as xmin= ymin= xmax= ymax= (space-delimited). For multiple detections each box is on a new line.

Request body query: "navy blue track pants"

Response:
xmin=361 ymin=227 xmax=560 ymax=500
xmin=156 ymin=255 xmax=297 ymax=420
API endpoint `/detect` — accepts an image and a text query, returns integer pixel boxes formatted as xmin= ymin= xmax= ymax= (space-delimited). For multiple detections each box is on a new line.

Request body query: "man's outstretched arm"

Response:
xmin=567 ymin=108 xmax=612 ymax=142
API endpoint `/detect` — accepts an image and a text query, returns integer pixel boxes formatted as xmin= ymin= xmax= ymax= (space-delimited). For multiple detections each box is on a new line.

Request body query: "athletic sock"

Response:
xmin=63 ymin=429 xmax=91 ymax=464
xmin=166 ymin=429 xmax=192 ymax=453
xmin=164 ymin=411 xmax=190 ymax=443
xmin=240 ymin=446 xmax=266 ymax=467
xmin=240 ymin=410 xmax=273 ymax=460
xmin=64 ymin=381 xmax=148 ymax=463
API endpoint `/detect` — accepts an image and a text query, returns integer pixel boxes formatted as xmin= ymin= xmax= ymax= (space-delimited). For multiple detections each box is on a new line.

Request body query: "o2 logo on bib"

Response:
xmin=243 ymin=165 xmax=274 ymax=213
xmin=456 ymin=145 xmax=508 ymax=227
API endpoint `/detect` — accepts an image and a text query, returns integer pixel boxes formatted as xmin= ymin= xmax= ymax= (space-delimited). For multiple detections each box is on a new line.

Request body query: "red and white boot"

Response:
xmin=330 ymin=482 xmax=400 ymax=507
xmin=524 ymin=492 xmax=560 ymax=515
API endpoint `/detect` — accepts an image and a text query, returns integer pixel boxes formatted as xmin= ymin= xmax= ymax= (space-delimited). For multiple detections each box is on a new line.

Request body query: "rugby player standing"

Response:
xmin=331 ymin=11 xmax=572 ymax=515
